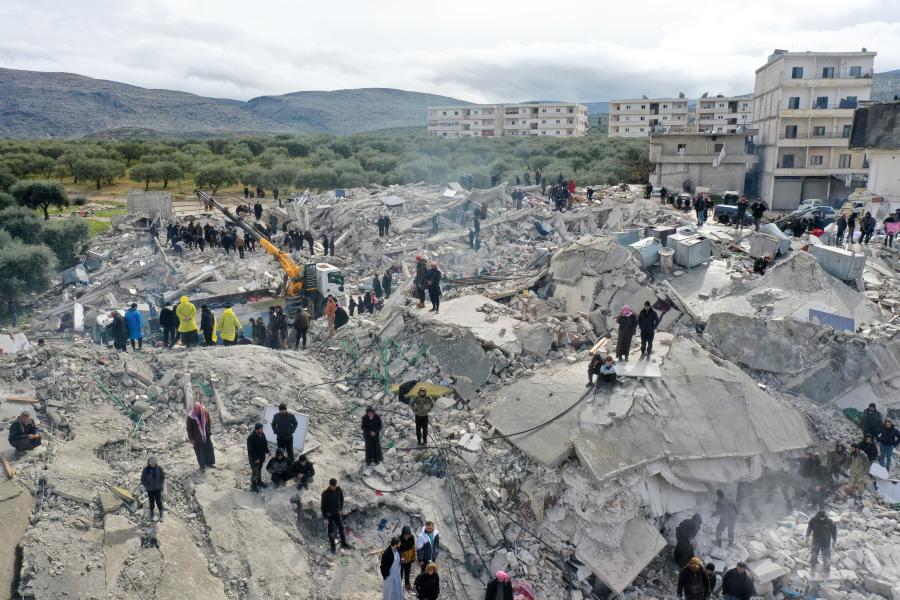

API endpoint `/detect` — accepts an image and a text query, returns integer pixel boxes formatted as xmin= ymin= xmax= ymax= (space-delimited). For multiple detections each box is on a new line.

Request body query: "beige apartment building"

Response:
xmin=608 ymin=98 xmax=689 ymax=137
xmin=696 ymin=94 xmax=753 ymax=133
xmin=648 ymin=131 xmax=758 ymax=194
xmin=751 ymin=49 xmax=876 ymax=210
xmin=426 ymin=103 xmax=588 ymax=137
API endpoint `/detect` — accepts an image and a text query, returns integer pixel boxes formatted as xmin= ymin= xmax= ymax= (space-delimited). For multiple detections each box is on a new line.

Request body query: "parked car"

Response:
xmin=780 ymin=206 xmax=836 ymax=234
xmin=713 ymin=204 xmax=754 ymax=225
xmin=791 ymin=198 xmax=828 ymax=214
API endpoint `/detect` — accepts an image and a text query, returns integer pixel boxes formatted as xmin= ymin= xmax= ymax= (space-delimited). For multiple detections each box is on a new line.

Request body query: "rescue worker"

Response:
xmin=247 ymin=422 xmax=270 ymax=492
xmin=321 ymin=478 xmax=351 ymax=553
xmin=176 ymin=296 xmax=199 ymax=347
xmin=159 ymin=301 xmax=177 ymax=348
xmin=8 ymin=411 xmax=41 ymax=451
xmin=415 ymin=255 xmax=428 ymax=309
xmin=217 ymin=303 xmax=241 ymax=346
xmin=806 ymin=510 xmax=837 ymax=572
xmin=140 ymin=456 xmax=165 ymax=522
xmin=362 ymin=405 xmax=383 ymax=466
xmin=637 ymin=300 xmax=659 ymax=358
xmin=266 ymin=447 xmax=294 ymax=486
xmin=615 ymin=305 xmax=638 ymax=362
xmin=200 ymin=304 xmax=217 ymax=346
xmin=410 ymin=388 xmax=435 ymax=446
xmin=293 ymin=306 xmax=310 ymax=349
xmin=125 ymin=303 xmax=143 ymax=351
xmin=271 ymin=402 xmax=298 ymax=461
xmin=676 ymin=557 xmax=710 ymax=600
xmin=714 ymin=489 xmax=739 ymax=546
xmin=425 ymin=261 xmax=443 ymax=313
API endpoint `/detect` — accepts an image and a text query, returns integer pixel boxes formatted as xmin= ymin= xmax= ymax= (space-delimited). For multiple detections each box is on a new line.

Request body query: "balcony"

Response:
xmin=779 ymin=108 xmax=855 ymax=118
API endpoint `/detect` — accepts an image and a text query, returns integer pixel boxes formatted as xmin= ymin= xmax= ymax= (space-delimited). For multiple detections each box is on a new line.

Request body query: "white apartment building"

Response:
xmin=608 ymin=98 xmax=689 ymax=138
xmin=426 ymin=103 xmax=588 ymax=137
xmin=696 ymin=94 xmax=753 ymax=133
xmin=751 ymin=49 xmax=876 ymax=210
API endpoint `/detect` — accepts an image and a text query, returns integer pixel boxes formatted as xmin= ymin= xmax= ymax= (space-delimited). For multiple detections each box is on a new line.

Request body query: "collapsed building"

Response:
xmin=1 ymin=180 xmax=899 ymax=600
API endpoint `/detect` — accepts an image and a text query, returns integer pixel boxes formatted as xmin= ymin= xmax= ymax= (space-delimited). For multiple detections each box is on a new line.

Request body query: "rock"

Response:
xmin=864 ymin=576 xmax=894 ymax=598
xmin=747 ymin=540 xmax=768 ymax=561
xmin=99 ymin=492 xmax=123 ymax=514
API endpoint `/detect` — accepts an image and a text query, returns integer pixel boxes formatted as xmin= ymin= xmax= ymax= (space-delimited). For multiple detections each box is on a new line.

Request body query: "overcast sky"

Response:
xmin=2 ymin=0 xmax=899 ymax=103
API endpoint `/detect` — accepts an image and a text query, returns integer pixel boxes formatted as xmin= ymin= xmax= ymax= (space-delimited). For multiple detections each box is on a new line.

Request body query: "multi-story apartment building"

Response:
xmin=648 ymin=131 xmax=758 ymax=194
xmin=696 ymin=94 xmax=753 ymax=133
xmin=751 ymin=49 xmax=876 ymax=210
xmin=608 ymin=98 xmax=689 ymax=138
xmin=426 ymin=103 xmax=588 ymax=137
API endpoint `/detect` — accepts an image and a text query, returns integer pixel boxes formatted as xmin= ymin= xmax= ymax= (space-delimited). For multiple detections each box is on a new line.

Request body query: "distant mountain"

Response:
xmin=583 ymin=101 xmax=609 ymax=114
xmin=0 ymin=68 xmax=469 ymax=138
xmin=873 ymin=70 xmax=900 ymax=101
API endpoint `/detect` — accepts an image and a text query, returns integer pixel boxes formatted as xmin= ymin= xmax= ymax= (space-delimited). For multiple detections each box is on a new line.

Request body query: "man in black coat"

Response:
xmin=246 ymin=423 xmax=270 ymax=492
xmin=292 ymin=454 xmax=315 ymax=489
xmin=362 ymin=405 xmax=383 ymax=465
xmin=637 ymin=301 xmax=660 ymax=359
xmin=321 ymin=478 xmax=351 ymax=553
xmin=271 ymin=403 xmax=298 ymax=461
xmin=861 ymin=403 xmax=883 ymax=438
xmin=721 ymin=562 xmax=756 ymax=600
xmin=159 ymin=302 xmax=178 ymax=348
xmin=485 ymin=571 xmax=514 ymax=600
xmin=253 ymin=202 xmax=263 ymax=220
xmin=382 ymin=271 xmax=392 ymax=298
xmin=8 ymin=411 xmax=41 ymax=451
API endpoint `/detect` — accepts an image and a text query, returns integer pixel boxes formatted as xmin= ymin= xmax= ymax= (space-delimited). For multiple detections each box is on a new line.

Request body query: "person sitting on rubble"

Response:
xmin=714 ymin=489 xmax=739 ymax=547
xmin=676 ymin=557 xmax=710 ymax=600
xmin=827 ymin=442 xmax=850 ymax=481
xmin=877 ymin=418 xmax=900 ymax=472
xmin=415 ymin=562 xmax=440 ymax=600
xmin=485 ymin=571 xmax=513 ymax=600
xmin=247 ymin=422 xmax=270 ymax=493
xmin=362 ymin=405 xmax=383 ymax=466
xmin=848 ymin=444 xmax=869 ymax=500
xmin=673 ymin=514 xmax=702 ymax=568
xmin=586 ymin=355 xmax=604 ymax=387
xmin=416 ymin=522 xmax=441 ymax=572
xmin=615 ymin=305 xmax=638 ymax=362
xmin=8 ymin=411 xmax=41 ymax=451
xmin=140 ymin=456 xmax=165 ymax=522
xmin=859 ymin=434 xmax=878 ymax=463
xmin=265 ymin=447 xmax=293 ymax=486
xmin=110 ymin=310 xmax=129 ymax=352
xmin=176 ymin=296 xmax=199 ymax=347
xmin=806 ymin=510 xmax=837 ymax=573
xmin=292 ymin=454 xmax=315 ymax=489
xmin=721 ymin=562 xmax=755 ymax=600
xmin=598 ymin=355 xmax=617 ymax=385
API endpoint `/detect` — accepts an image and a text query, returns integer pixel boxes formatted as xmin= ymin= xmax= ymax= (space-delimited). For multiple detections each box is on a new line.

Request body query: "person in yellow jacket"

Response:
xmin=217 ymin=304 xmax=242 ymax=346
xmin=175 ymin=296 xmax=199 ymax=347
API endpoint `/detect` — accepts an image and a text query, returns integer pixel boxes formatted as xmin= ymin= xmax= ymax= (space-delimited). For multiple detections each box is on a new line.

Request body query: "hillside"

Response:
xmin=0 ymin=68 xmax=468 ymax=138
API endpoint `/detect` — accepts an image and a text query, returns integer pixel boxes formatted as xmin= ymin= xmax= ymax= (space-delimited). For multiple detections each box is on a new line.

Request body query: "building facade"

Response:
xmin=696 ymin=95 xmax=753 ymax=133
xmin=850 ymin=101 xmax=900 ymax=201
xmin=608 ymin=98 xmax=689 ymax=138
xmin=648 ymin=131 xmax=758 ymax=194
xmin=427 ymin=103 xmax=588 ymax=137
xmin=751 ymin=49 xmax=876 ymax=210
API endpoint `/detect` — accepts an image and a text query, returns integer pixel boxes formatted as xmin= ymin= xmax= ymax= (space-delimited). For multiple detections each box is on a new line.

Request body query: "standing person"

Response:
xmin=750 ymin=199 xmax=766 ymax=231
xmin=271 ymin=402 xmax=298 ymax=461
xmin=159 ymin=302 xmax=178 ymax=348
xmin=217 ymin=304 xmax=241 ymax=347
xmin=431 ymin=214 xmax=439 ymax=234
xmin=321 ymin=478 xmax=351 ymax=553
xmin=235 ymin=235 xmax=245 ymax=259
xmin=382 ymin=271 xmax=393 ymax=298
xmin=362 ymin=405 xmax=383 ymax=466
xmin=326 ymin=295 xmax=337 ymax=338
xmin=704 ymin=564 xmax=717 ymax=596
xmin=735 ymin=195 xmax=749 ymax=230
xmin=247 ymin=422 xmax=270 ymax=493
xmin=200 ymin=305 xmax=217 ymax=346
xmin=293 ymin=306 xmax=310 ymax=349
xmin=860 ymin=211 xmax=876 ymax=245
xmin=275 ymin=306 xmax=289 ymax=349
xmin=266 ymin=306 xmax=278 ymax=349
xmin=673 ymin=514 xmax=702 ymax=568
xmin=848 ymin=444 xmax=869 ymax=500
xmin=305 ymin=231 xmax=315 ymax=255
xmin=329 ymin=236 xmax=335 ymax=257
xmin=414 ymin=563 xmax=440 ymax=600
xmin=615 ymin=305 xmax=638 ymax=362
xmin=644 ymin=182 xmax=653 ymax=199
xmin=292 ymin=454 xmax=315 ymax=489
xmin=485 ymin=571 xmax=513 ymax=600
xmin=125 ymin=303 xmax=143 ymax=351
xmin=878 ymin=419 xmax=900 ymax=472
xmin=847 ymin=211 xmax=858 ymax=244
xmin=637 ymin=301 xmax=659 ymax=359
xmin=384 ymin=214 xmax=391 ymax=236
xmin=251 ymin=317 xmax=267 ymax=346
xmin=349 ymin=296 xmax=357 ymax=317
xmin=111 ymin=311 xmax=129 ymax=352
xmin=373 ymin=275 xmax=383 ymax=299
xmin=186 ymin=402 xmax=215 ymax=470
xmin=140 ymin=457 xmax=165 ymax=522
xmin=416 ymin=522 xmax=440 ymax=572
xmin=694 ymin=195 xmax=707 ymax=227
xmin=861 ymin=402 xmax=883 ymax=439
xmin=322 ymin=234 xmax=329 ymax=256
xmin=721 ymin=563 xmax=755 ymax=600
xmin=835 ymin=214 xmax=847 ymax=245
xmin=378 ymin=215 xmax=385 ymax=237
xmin=806 ymin=510 xmax=837 ymax=573
xmin=415 ymin=256 xmax=428 ymax=309
xmin=8 ymin=411 xmax=41 ymax=451
xmin=568 ymin=178 xmax=576 ymax=196
xmin=859 ymin=434 xmax=879 ymax=463
xmin=714 ymin=489 xmax=739 ymax=547
xmin=676 ymin=557 xmax=710 ymax=600
xmin=176 ymin=296 xmax=199 ymax=347
xmin=254 ymin=201 xmax=263 ymax=220
xmin=425 ymin=261 xmax=443 ymax=313
xmin=660 ymin=186 xmax=668 ymax=204
xmin=381 ymin=537 xmax=404 ymax=600
xmin=399 ymin=526 xmax=417 ymax=592
xmin=410 ymin=388 xmax=435 ymax=446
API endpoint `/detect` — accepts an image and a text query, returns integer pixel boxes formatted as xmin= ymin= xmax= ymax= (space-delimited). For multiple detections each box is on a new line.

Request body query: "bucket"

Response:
xmin=659 ymin=247 xmax=675 ymax=273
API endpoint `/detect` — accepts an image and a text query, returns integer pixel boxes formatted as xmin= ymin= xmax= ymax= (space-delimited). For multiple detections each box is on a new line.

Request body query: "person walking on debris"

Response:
xmin=485 ymin=571 xmax=514 ymax=600
xmin=835 ymin=213 xmax=848 ymax=245
xmin=599 ymin=355 xmax=617 ymax=385
xmin=416 ymin=521 xmax=440 ymax=572
xmin=381 ymin=537 xmax=404 ymax=600
xmin=714 ymin=489 xmax=739 ymax=546
xmin=217 ymin=303 xmax=241 ymax=346
xmin=187 ymin=401 xmax=215 ymax=469
xmin=378 ymin=215 xmax=385 ymax=237
xmin=615 ymin=305 xmax=638 ymax=362
xmin=847 ymin=211 xmax=858 ymax=244
xmin=637 ymin=301 xmax=659 ymax=359
xmin=673 ymin=514 xmax=702 ymax=567
xmin=293 ymin=454 xmax=315 ymax=489
xmin=399 ymin=526 xmax=417 ymax=592
xmin=415 ymin=563 xmax=440 ymax=600
xmin=677 ymin=557 xmax=710 ymax=600
xmin=694 ymin=195 xmax=707 ymax=227
xmin=382 ymin=271 xmax=393 ymax=298
xmin=860 ymin=211 xmax=876 ymax=245
xmin=125 ymin=303 xmax=143 ymax=351
xmin=266 ymin=448 xmax=293 ymax=486
xmin=415 ymin=256 xmax=428 ymax=309
xmin=750 ymin=199 xmax=766 ymax=232
xmin=411 ymin=388 xmax=435 ymax=446
xmin=861 ymin=402 xmax=883 ymax=438
xmin=176 ymin=296 xmax=199 ymax=347
xmin=848 ymin=444 xmax=869 ymax=500
xmin=8 ymin=411 xmax=41 ymax=451
xmin=806 ymin=510 xmax=837 ymax=572
xmin=159 ymin=302 xmax=177 ymax=348
xmin=200 ymin=304 xmax=217 ymax=346
xmin=878 ymin=418 xmax=900 ymax=472
xmin=735 ymin=195 xmax=749 ymax=230
xmin=236 ymin=235 xmax=245 ymax=259
xmin=111 ymin=311 xmax=129 ymax=352
xmin=272 ymin=402 xmax=298 ymax=461
xmin=721 ymin=562 xmax=755 ymax=600
xmin=586 ymin=355 xmax=603 ymax=387
xmin=254 ymin=201 xmax=263 ymax=220
xmin=704 ymin=564 xmax=717 ymax=595
xmin=250 ymin=317 xmax=266 ymax=346
xmin=322 ymin=478 xmax=351 ymax=553
xmin=275 ymin=306 xmax=289 ymax=349
xmin=373 ymin=274 xmax=383 ymax=299
xmin=140 ymin=456 xmax=165 ymax=522
xmin=362 ymin=405 xmax=383 ymax=465
xmin=247 ymin=422 xmax=270 ymax=492
xmin=425 ymin=261 xmax=443 ymax=313
xmin=293 ymin=306 xmax=310 ymax=349
xmin=828 ymin=442 xmax=850 ymax=481
xmin=326 ymin=295 xmax=337 ymax=337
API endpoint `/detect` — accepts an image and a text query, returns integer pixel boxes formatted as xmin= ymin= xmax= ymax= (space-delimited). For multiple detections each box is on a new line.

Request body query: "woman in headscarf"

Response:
xmin=380 ymin=536 xmax=403 ymax=600
xmin=484 ymin=571 xmax=513 ymax=600
xmin=186 ymin=401 xmax=215 ymax=469
xmin=398 ymin=526 xmax=417 ymax=592
xmin=615 ymin=305 xmax=638 ymax=362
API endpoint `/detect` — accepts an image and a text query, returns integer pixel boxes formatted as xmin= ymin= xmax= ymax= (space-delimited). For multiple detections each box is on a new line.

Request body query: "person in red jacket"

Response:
xmin=568 ymin=178 xmax=576 ymax=195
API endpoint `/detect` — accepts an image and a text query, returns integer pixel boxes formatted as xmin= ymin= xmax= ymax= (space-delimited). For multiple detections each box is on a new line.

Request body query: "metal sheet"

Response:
xmin=261 ymin=404 xmax=310 ymax=454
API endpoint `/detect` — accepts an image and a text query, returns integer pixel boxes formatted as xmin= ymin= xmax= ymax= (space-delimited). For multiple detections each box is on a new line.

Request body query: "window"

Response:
xmin=454 ymin=111 xmax=459 ymax=115
xmin=541 ymin=120 xmax=546 ymax=124
xmin=822 ymin=67 xmax=835 ymax=79
xmin=813 ymin=126 xmax=826 ymax=136
xmin=781 ymin=155 xmax=795 ymax=168
xmin=815 ymin=97 xmax=828 ymax=109
xmin=849 ymin=65 xmax=862 ymax=77
xmin=442 ymin=111 xmax=447 ymax=116
xmin=640 ymin=116 xmax=645 ymax=121
xmin=842 ymin=124 xmax=852 ymax=138
xmin=788 ymin=97 xmax=800 ymax=109
xmin=663 ymin=104 xmax=668 ymax=108
xmin=791 ymin=66 xmax=804 ymax=79
xmin=625 ymin=128 xmax=630 ymax=132
xmin=839 ymin=154 xmax=852 ymax=168
xmin=677 ymin=144 xmax=687 ymax=154
xmin=555 ymin=120 xmax=560 ymax=124
xmin=626 ymin=105 xmax=631 ymax=109
xmin=810 ymin=155 xmax=824 ymax=166
xmin=785 ymin=125 xmax=798 ymax=138
xmin=639 ymin=128 xmax=645 ymax=132
xmin=641 ymin=104 xmax=646 ymax=109
xmin=714 ymin=143 xmax=724 ymax=152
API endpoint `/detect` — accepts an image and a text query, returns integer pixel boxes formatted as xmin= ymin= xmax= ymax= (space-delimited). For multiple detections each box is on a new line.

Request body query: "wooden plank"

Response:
xmin=1 ymin=457 xmax=14 ymax=479
xmin=5 ymin=395 xmax=39 ymax=404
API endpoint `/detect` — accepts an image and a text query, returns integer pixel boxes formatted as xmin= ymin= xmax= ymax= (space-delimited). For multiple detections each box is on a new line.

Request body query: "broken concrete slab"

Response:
xmin=575 ymin=516 xmax=665 ymax=596
xmin=0 ymin=480 xmax=32 ymax=597
xmin=22 ymin=519 xmax=106 ymax=599
xmin=99 ymin=492 xmax=123 ymax=514
xmin=419 ymin=295 xmax=522 ymax=354
xmin=102 ymin=514 xmax=139 ymax=593
xmin=423 ymin=329 xmax=494 ymax=390
xmin=156 ymin=515 xmax=228 ymax=600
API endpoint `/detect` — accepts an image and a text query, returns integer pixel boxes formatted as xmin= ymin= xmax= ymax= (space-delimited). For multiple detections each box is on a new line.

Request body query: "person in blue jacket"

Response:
xmin=124 ymin=303 xmax=144 ymax=351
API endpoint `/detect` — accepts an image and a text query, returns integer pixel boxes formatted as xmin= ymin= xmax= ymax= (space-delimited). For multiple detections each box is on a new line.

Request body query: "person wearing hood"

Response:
xmin=200 ymin=305 xmax=217 ymax=346
xmin=373 ymin=275 xmax=383 ymax=299
xmin=484 ymin=571 xmax=513 ymax=600
xmin=217 ymin=304 xmax=241 ymax=346
xmin=677 ymin=557 xmax=710 ymax=600
xmin=848 ymin=444 xmax=869 ymax=499
xmin=140 ymin=457 xmax=165 ymax=522
xmin=637 ymin=301 xmax=659 ymax=358
xmin=414 ymin=563 xmax=440 ymax=600
xmin=398 ymin=526 xmax=417 ymax=591
xmin=615 ymin=305 xmax=638 ymax=362
xmin=124 ymin=303 xmax=144 ymax=351
xmin=381 ymin=537 xmax=404 ymax=600
xmin=176 ymin=296 xmax=199 ymax=347
xmin=806 ymin=510 xmax=837 ymax=572
xmin=362 ymin=405 xmax=383 ymax=466
xmin=714 ymin=489 xmax=739 ymax=547
xmin=878 ymin=418 xmax=900 ymax=471
xmin=266 ymin=447 xmax=293 ymax=486
xmin=425 ymin=261 xmax=443 ymax=313
xmin=247 ymin=422 xmax=270 ymax=492
xmin=382 ymin=271 xmax=393 ymax=298
xmin=110 ymin=311 xmax=129 ymax=352
xmin=721 ymin=562 xmax=755 ymax=600
xmin=415 ymin=256 xmax=428 ymax=309
xmin=292 ymin=454 xmax=315 ymax=489
xmin=416 ymin=521 xmax=440 ymax=571
xmin=674 ymin=514 xmax=702 ymax=568
xmin=186 ymin=401 xmax=215 ymax=469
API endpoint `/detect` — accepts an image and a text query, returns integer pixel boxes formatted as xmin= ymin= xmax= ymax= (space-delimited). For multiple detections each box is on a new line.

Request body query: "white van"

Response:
xmin=792 ymin=198 xmax=828 ymax=214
